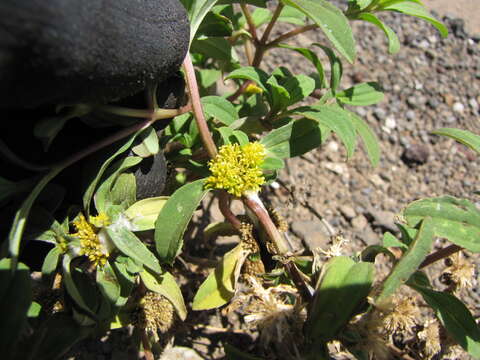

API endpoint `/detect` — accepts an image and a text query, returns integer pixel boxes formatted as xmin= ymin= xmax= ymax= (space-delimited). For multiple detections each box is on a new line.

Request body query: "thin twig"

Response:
xmin=267 ymin=24 xmax=318 ymax=48
xmin=240 ymin=2 xmax=258 ymax=42
xmin=183 ymin=53 xmax=218 ymax=159
xmin=260 ymin=3 xmax=284 ymax=44
xmin=419 ymin=244 xmax=462 ymax=269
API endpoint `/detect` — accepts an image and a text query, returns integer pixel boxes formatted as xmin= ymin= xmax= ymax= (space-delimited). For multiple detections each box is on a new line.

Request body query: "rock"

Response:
xmin=359 ymin=226 xmax=379 ymax=246
xmin=367 ymin=209 xmax=397 ymax=233
xmin=452 ymin=102 xmax=465 ymax=113
xmin=402 ymin=143 xmax=430 ymax=165
xmin=385 ymin=116 xmax=397 ymax=130
xmin=0 ymin=0 xmax=190 ymax=107
xmin=339 ymin=205 xmax=356 ymax=220
xmin=160 ymin=347 xmax=202 ymax=360
xmin=290 ymin=220 xmax=330 ymax=251
xmin=351 ymin=215 xmax=368 ymax=230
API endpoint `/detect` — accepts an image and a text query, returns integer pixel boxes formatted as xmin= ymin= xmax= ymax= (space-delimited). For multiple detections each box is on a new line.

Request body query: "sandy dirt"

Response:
xmin=423 ymin=0 xmax=480 ymax=34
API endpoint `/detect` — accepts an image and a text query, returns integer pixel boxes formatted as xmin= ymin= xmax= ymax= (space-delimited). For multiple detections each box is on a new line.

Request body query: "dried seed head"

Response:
xmin=443 ymin=252 xmax=475 ymax=291
xmin=376 ymin=296 xmax=420 ymax=334
xmin=319 ymin=235 xmax=349 ymax=258
xmin=240 ymin=222 xmax=259 ymax=253
xmin=138 ymin=292 xmax=175 ymax=338
xmin=268 ymin=207 xmax=289 ymax=233
xmin=418 ymin=319 xmax=441 ymax=359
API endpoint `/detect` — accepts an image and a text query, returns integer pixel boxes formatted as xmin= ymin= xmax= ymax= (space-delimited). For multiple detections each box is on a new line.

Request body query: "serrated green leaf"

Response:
xmin=124 ymin=196 xmax=169 ymax=231
xmin=347 ymin=110 xmax=381 ymax=166
xmin=106 ymin=227 xmax=161 ymax=273
xmin=155 ymin=179 xmax=209 ymax=264
xmin=336 ymin=82 xmax=384 ymax=106
xmin=376 ymin=218 xmax=434 ymax=304
xmin=409 ymin=284 xmax=480 ymax=357
xmin=294 ymin=105 xmax=357 ymax=159
xmin=0 ymin=259 xmax=31 ymax=358
xmin=192 ymin=244 xmax=249 ymax=310
xmin=226 ymin=67 xmax=269 ymax=92
xmin=358 ymin=13 xmax=400 ymax=54
xmin=381 ymin=1 xmax=448 ymax=37
xmin=404 ymin=196 xmax=480 ymax=252
xmin=281 ymin=0 xmax=356 ymax=63
xmin=261 ymin=118 xmax=330 ymax=159
xmin=306 ymin=256 xmax=374 ymax=342
xmin=433 ymin=128 xmax=480 ymax=155
xmin=140 ymin=268 xmax=187 ymax=321
xmin=202 ymin=96 xmax=239 ymax=125
xmin=131 ymin=127 xmax=159 ymax=158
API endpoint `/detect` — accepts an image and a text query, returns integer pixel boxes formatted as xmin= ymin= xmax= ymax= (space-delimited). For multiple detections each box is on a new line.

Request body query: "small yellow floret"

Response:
xmin=245 ymin=83 xmax=264 ymax=95
xmin=71 ymin=214 xmax=110 ymax=267
xmin=206 ymin=142 xmax=266 ymax=197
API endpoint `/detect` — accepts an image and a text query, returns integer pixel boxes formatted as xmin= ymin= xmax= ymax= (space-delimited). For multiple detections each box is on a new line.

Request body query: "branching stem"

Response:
xmin=419 ymin=244 xmax=463 ymax=269
xmin=267 ymin=24 xmax=318 ymax=48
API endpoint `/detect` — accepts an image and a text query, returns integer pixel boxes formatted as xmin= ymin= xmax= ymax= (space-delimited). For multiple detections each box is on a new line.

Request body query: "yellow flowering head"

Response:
xmin=71 ymin=213 xmax=110 ymax=267
xmin=206 ymin=142 xmax=266 ymax=197
xmin=245 ymin=83 xmax=264 ymax=95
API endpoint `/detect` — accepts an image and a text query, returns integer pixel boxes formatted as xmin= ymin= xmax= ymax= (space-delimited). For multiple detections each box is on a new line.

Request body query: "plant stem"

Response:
xmin=419 ymin=244 xmax=462 ymax=269
xmin=260 ymin=3 xmax=284 ymax=45
xmin=183 ymin=53 xmax=218 ymax=159
xmin=97 ymin=104 xmax=186 ymax=120
xmin=243 ymin=192 xmax=291 ymax=255
xmin=218 ymin=191 xmax=242 ymax=230
xmin=267 ymin=24 xmax=318 ymax=48
xmin=241 ymin=2 xmax=258 ymax=42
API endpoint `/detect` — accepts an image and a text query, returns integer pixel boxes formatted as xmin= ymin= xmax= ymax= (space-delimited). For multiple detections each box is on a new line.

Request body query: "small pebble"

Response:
xmin=452 ymin=102 xmax=465 ymax=113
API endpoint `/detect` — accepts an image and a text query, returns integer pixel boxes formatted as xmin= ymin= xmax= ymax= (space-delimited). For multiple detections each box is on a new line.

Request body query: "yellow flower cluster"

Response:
xmin=206 ymin=142 xmax=266 ymax=197
xmin=71 ymin=214 xmax=110 ymax=267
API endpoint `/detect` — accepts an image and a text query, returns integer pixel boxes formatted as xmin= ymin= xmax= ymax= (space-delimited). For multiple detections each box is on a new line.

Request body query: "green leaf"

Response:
xmin=83 ymin=132 xmax=140 ymax=215
xmin=348 ymin=110 xmax=381 ymax=166
xmin=8 ymin=168 xmax=61 ymax=266
xmin=62 ymin=255 xmax=96 ymax=317
xmin=41 ymin=246 xmax=61 ymax=277
xmin=336 ymin=82 xmax=384 ymax=106
xmin=260 ymin=118 xmax=330 ymax=159
xmin=409 ymin=284 xmax=480 ymax=357
xmin=266 ymin=75 xmax=290 ymax=113
xmin=106 ymin=227 xmax=162 ymax=273
xmin=192 ymin=244 xmax=249 ymax=310
xmin=226 ymin=66 xmax=269 ymax=92
xmin=283 ymin=74 xmax=316 ymax=106
xmin=124 ymin=196 xmax=169 ymax=231
xmin=197 ymin=11 xmax=233 ymax=37
xmin=202 ymin=96 xmax=239 ymax=125
xmin=94 ymin=156 xmax=142 ymax=214
xmin=261 ymin=156 xmax=285 ymax=170
xmin=197 ymin=68 xmax=222 ymax=91
xmin=375 ymin=218 xmax=434 ymax=304
xmin=181 ymin=0 xmax=221 ymax=43
xmin=140 ymin=268 xmax=187 ymax=321
xmin=204 ymin=222 xmax=238 ymax=242
xmin=294 ymin=105 xmax=357 ymax=159
xmin=433 ymin=128 xmax=480 ymax=155
xmin=0 ymin=259 xmax=32 ymax=358
xmin=191 ymin=37 xmax=236 ymax=61
xmin=281 ymin=0 xmax=356 ymax=63
xmin=131 ymin=127 xmax=159 ymax=158
xmin=358 ymin=13 xmax=400 ymax=54
xmin=382 ymin=232 xmax=408 ymax=250
xmin=305 ymin=256 xmax=374 ymax=342
xmin=380 ymin=1 xmax=448 ymax=37
xmin=155 ymin=179 xmax=209 ymax=264
xmin=96 ymin=261 xmax=121 ymax=304
xmin=312 ymin=43 xmax=343 ymax=93
xmin=404 ymin=196 xmax=480 ymax=253
xmin=277 ymin=44 xmax=326 ymax=89
xmin=109 ymin=173 xmax=137 ymax=210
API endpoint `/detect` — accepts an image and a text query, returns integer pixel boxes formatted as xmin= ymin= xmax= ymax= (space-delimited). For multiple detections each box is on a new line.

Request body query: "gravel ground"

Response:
xmin=62 ymin=5 xmax=480 ymax=360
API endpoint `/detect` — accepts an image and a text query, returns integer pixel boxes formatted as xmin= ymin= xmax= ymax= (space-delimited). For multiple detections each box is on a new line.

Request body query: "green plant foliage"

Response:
xmin=124 ymin=196 xmax=169 ymax=231
xmin=433 ymin=128 xmax=480 ymax=154
xmin=404 ymin=196 xmax=480 ymax=252
xmin=281 ymin=0 xmax=356 ymax=63
xmin=202 ymin=95 xmax=239 ymax=125
xmin=155 ymin=179 xmax=209 ymax=264
xmin=192 ymin=244 xmax=249 ymax=310
xmin=336 ymin=82 xmax=384 ymax=106
xmin=357 ymin=13 xmax=400 ymax=54
xmin=131 ymin=127 xmax=160 ymax=158
xmin=305 ymin=256 xmax=374 ymax=343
